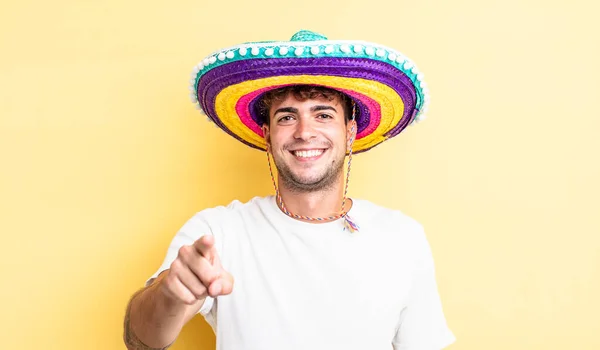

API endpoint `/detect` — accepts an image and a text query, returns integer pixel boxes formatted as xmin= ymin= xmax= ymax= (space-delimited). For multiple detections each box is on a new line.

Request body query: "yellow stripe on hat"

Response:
xmin=214 ymin=75 xmax=405 ymax=153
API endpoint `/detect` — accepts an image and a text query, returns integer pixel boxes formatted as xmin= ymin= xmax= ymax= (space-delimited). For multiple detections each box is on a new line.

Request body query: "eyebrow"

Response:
xmin=311 ymin=105 xmax=337 ymax=113
xmin=273 ymin=107 xmax=298 ymax=115
xmin=273 ymin=105 xmax=338 ymax=115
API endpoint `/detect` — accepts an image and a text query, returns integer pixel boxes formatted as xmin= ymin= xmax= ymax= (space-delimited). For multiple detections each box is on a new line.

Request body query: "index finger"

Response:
xmin=193 ymin=235 xmax=217 ymax=263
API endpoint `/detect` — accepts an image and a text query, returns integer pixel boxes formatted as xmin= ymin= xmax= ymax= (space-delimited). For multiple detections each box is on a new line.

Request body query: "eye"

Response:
xmin=277 ymin=115 xmax=295 ymax=124
xmin=316 ymin=114 xmax=333 ymax=120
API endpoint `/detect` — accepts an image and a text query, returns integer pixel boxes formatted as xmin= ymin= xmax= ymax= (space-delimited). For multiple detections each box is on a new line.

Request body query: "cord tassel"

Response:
xmin=343 ymin=214 xmax=359 ymax=233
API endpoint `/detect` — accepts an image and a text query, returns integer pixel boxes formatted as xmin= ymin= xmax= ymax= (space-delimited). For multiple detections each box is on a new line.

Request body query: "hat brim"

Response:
xmin=192 ymin=41 xmax=428 ymax=153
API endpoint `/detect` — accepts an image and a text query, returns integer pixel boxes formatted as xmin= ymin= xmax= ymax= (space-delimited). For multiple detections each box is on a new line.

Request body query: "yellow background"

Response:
xmin=1 ymin=0 xmax=599 ymax=349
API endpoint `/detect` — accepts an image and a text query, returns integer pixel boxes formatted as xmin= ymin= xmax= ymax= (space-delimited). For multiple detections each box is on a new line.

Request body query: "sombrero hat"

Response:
xmin=189 ymin=30 xmax=429 ymax=154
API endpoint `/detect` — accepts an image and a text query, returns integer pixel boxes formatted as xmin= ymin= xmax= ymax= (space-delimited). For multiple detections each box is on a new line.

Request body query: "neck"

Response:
xmin=276 ymin=173 xmax=351 ymax=220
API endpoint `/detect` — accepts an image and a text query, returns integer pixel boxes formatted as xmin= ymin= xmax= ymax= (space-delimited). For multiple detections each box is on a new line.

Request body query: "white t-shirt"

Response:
xmin=148 ymin=196 xmax=455 ymax=350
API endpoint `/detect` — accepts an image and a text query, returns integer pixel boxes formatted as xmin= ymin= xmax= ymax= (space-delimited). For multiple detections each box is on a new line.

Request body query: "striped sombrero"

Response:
xmin=189 ymin=30 xmax=429 ymax=153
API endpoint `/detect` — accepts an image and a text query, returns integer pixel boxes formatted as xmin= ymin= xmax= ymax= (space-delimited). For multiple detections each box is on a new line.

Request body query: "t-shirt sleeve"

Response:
xmin=392 ymin=226 xmax=456 ymax=350
xmin=145 ymin=206 xmax=226 ymax=317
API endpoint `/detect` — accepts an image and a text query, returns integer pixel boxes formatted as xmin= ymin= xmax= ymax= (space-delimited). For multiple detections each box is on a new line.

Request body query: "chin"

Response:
xmin=290 ymin=172 xmax=326 ymax=185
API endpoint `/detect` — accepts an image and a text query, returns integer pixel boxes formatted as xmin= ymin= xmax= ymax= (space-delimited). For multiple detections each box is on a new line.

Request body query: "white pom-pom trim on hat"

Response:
xmin=190 ymin=39 xmax=432 ymax=127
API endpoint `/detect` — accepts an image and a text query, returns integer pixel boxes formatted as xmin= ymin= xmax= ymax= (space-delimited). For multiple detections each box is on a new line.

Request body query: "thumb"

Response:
xmin=208 ymin=270 xmax=234 ymax=297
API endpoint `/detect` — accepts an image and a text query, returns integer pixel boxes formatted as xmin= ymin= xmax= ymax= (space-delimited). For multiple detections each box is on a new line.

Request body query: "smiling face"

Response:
xmin=261 ymin=87 xmax=356 ymax=193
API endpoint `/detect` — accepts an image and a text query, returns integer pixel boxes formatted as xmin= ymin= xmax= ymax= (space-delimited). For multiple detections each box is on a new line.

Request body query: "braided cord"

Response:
xmin=267 ymin=150 xmax=353 ymax=221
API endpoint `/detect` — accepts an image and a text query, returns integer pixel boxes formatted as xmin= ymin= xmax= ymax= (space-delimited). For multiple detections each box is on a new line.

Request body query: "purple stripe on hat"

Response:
xmin=197 ymin=57 xmax=417 ymax=150
xmin=246 ymin=90 xmax=372 ymax=134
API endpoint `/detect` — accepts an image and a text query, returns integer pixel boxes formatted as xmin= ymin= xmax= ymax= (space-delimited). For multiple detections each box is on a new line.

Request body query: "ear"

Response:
xmin=262 ymin=124 xmax=271 ymax=153
xmin=346 ymin=119 xmax=357 ymax=151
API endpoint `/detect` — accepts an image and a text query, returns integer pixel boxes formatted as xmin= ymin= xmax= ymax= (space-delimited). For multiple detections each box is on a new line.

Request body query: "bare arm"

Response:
xmin=123 ymin=235 xmax=234 ymax=349
xmin=123 ymin=272 xmax=204 ymax=349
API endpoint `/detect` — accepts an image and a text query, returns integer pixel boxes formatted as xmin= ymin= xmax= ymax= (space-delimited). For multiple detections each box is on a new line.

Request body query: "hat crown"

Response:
xmin=290 ymin=30 xmax=328 ymax=42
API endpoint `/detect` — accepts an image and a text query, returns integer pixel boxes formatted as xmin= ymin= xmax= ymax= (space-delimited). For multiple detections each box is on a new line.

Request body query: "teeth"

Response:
xmin=293 ymin=149 xmax=324 ymax=158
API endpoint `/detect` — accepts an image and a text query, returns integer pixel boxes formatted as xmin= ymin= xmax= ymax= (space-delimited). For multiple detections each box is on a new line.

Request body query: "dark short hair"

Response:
xmin=257 ymin=85 xmax=354 ymax=126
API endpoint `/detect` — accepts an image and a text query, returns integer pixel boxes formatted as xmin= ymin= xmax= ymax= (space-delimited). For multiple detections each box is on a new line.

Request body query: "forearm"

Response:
xmin=124 ymin=273 xmax=204 ymax=349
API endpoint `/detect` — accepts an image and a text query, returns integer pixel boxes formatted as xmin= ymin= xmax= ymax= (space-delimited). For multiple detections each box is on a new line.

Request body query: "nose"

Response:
xmin=293 ymin=117 xmax=316 ymax=142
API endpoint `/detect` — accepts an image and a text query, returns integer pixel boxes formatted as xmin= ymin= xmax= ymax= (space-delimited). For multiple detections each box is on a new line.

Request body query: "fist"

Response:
xmin=161 ymin=235 xmax=234 ymax=305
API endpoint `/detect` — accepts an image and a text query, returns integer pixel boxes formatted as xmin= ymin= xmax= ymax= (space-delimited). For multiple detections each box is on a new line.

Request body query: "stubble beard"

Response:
xmin=273 ymin=151 xmax=345 ymax=193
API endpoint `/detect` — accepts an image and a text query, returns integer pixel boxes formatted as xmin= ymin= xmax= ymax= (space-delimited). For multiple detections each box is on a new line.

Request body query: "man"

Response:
xmin=124 ymin=30 xmax=455 ymax=350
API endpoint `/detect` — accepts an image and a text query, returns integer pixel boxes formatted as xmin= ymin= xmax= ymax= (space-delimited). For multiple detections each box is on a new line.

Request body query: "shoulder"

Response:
xmin=174 ymin=196 xmax=272 ymax=248
xmin=352 ymin=198 xmax=431 ymax=253
xmin=352 ymin=198 xmax=424 ymax=234
xmin=185 ymin=196 xmax=272 ymax=226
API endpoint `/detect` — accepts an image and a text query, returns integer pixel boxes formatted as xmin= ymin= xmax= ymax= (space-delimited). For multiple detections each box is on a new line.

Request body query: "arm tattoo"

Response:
xmin=123 ymin=289 xmax=174 ymax=350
